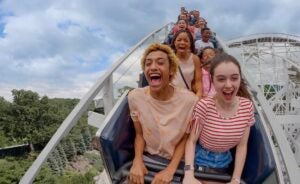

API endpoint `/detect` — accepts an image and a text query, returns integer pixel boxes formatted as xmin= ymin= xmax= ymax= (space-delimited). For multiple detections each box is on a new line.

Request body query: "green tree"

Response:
xmin=47 ymin=151 xmax=62 ymax=175
xmin=0 ymin=90 xmax=100 ymax=182
xmin=57 ymin=144 xmax=68 ymax=167
xmin=0 ymin=97 xmax=10 ymax=146
xmin=0 ymin=97 xmax=10 ymax=130
xmin=118 ymin=86 xmax=134 ymax=97
xmin=2 ymin=90 xmax=49 ymax=144
xmin=33 ymin=163 xmax=58 ymax=184
xmin=82 ymin=128 xmax=93 ymax=151
xmin=63 ymin=139 xmax=77 ymax=161
xmin=1 ymin=90 xmax=81 ymax=147
xmin=0 ymin=156 xmax=32 ymax=184
xmin=75 ymin=135 xmax=87 ymax=155
xmin=0 ymin=132 xmax=10 ymax=147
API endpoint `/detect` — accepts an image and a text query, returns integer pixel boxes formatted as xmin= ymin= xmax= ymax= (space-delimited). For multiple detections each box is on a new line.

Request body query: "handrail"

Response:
xmin=217 ymin=35 xmax=300 ymax=183
xmin=19 ymin=22 xmax=174 ymax=184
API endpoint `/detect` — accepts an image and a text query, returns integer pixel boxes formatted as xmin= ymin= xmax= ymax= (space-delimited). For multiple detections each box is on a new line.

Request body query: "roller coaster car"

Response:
xmin=99 ymin=76 xmax=278 ymax=184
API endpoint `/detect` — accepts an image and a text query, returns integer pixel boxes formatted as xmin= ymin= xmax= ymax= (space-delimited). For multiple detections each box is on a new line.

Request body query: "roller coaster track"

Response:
xmin=20 ymin=23 xmax=300 ymax=183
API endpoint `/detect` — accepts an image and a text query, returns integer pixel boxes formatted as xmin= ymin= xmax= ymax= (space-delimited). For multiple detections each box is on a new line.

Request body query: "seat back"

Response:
xmin=100 ymin=75 xmax=277 ymax=183
xmin=138 ymin=72 xmax=148 ymax=88
xmin=241 ymin=112 xmax=276 ymax=183
xmin=99 ymin=97 xmax=135 ymax=181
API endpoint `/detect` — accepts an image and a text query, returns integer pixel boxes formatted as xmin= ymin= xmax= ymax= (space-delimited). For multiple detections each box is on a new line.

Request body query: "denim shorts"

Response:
xmin=195 ymin=144 xmax=232 ymax=169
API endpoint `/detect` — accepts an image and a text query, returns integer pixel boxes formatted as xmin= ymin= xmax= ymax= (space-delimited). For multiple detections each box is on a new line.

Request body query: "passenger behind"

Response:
xmin=128 ymin=43 xmax=198 ymax=184
xmin=172 ymin=19 xmax=195 ymax=37
xmin=178 ymin=7 xmax=188 ymax=21
xmin=170 ymin=29 xmax=202 ymax=98
xmin=195 ymin=27 xmax=214 ymax=55
xmin=164 ymin=19 xmax=194 ymax=45
xmin=210 ymin=32 xmax=220 ymax=49
xmin=194 ymin=18 xmax=207 ymax=41
xmin=198 ymin=47 xmax=217 ymax=98
xmin=189 ymin=10 xmax=201 ymax=26
xmin=194 ymin=18 xmax=219 ymax=48
xmin=180 ymin=7 xmax=186 ymax=15
xmin=178 ymin=13 xmax=188 ymax=22
xmin=183 ymin=53 xmax=255 ymax=184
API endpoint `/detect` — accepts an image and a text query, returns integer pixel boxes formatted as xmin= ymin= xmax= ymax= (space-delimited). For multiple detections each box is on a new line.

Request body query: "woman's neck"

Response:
xmin=150 ymin=85 xmax=174 ymax=101
xmin=176 ymin=52 xmax=190 ymax=62
xmin=215 ymin=96 xmax=238 ymax=111
xmin=214 ymin=96 xmax=239 ymax=118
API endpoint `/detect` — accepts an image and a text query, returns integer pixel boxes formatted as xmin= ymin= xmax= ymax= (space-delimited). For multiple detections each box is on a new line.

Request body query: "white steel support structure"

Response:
xmin=102 ymin=76 xmax=114 ymax=115
xmin=20 ymin=24 xmax=300 ymax=184
xmin=227 ymin=33 xmax=300 ymax=116
xmin=225 ymin=33 xmax=300 ymax=183
xmin=20 ymin=23 xmax=174 ymax=184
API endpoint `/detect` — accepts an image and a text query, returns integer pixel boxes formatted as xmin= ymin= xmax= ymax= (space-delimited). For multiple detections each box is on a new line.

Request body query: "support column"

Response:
xmin=103 ymin=75 xmax=114 ymax=115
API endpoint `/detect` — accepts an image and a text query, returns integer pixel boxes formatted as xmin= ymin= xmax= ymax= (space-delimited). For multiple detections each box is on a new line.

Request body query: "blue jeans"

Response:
xmin=195 ymin=144 xmax=232 ymax=169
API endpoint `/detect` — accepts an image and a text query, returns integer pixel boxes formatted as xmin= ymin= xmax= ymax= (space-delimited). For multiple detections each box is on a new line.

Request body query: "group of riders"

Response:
xmin=127 ymin=7 xmax=254 ymax=184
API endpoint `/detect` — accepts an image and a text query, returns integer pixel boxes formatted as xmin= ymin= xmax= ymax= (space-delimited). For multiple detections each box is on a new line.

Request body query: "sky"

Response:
xmin=0 ymin=0 xmax=300 ymax=101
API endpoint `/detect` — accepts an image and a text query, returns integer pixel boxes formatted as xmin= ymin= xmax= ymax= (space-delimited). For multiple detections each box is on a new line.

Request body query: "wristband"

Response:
xmin=184 ymin=165 xmax=194 ymax=171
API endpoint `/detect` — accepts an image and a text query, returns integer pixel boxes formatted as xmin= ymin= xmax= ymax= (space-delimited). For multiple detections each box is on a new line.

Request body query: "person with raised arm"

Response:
xmin=128 ymin=43 xmax=198 ymax=184
xmin=183 ymin=53 xmax=255 ymax=184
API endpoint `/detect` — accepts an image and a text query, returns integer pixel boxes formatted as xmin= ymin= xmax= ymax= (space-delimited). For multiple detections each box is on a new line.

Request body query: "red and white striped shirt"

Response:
xmin=192 ymin=97 xmax=255 ymax=152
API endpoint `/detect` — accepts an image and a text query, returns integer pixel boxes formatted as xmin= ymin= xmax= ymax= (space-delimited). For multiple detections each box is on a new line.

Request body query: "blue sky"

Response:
xmin=0 ymin=0 xmax=300 ymax=101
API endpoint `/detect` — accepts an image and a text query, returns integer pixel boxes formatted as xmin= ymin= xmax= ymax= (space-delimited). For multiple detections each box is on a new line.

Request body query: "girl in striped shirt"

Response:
xmin=183 ymin=53 xmax=255 ymax=184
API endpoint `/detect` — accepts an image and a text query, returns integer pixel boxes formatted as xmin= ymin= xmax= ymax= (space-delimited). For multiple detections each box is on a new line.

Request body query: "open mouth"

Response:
xmin=177 ymin=45 xmax=186 ymax=50
xmin=223 ymin=91 xmax=234 ymax=100
xmin=149 ymin=74 xmax=162 ymax=86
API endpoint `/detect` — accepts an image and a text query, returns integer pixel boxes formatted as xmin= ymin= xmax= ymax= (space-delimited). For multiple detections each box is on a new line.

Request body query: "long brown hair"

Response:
xmin=209 ymin=53 xmax=252 ymax=100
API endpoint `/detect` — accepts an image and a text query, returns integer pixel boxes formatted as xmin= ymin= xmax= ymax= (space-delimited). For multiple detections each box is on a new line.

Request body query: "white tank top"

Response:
xmin=172 ymin=54 xmax=195 ymax=90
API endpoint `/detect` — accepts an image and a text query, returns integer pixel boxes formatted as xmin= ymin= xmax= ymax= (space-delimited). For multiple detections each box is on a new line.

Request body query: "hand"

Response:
xmin=226 ymin=181 xmax=236 ymax=184
xmin=151 ymin=168 xmax=174 ymax=184
xmin=196 ymin=92 xmax=203 ymax=99
xmin=128 ymin=159 xmax=148 ymax=184
xmin=226 ymin=178 xmax=240 ymax=184
xmin=183 ymin=172 xmax=202 ymax=184
xmin=201 ymin=94 xmax=207 ymax=99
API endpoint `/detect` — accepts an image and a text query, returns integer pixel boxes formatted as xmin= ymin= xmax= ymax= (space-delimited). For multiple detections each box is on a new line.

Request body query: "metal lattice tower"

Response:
xmin=226 ymin=33 xmax=300 ymax=166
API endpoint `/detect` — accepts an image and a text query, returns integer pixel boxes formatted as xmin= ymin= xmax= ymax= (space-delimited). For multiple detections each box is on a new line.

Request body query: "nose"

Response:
xmin=149 ymin=62 xmax=157 ymax=70
xmin=224 ymin=79 xmax=232 ymax=88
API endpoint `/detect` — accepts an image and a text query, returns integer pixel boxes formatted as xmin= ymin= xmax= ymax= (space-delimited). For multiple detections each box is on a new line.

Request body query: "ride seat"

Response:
xmin=99 ymin=73 xmax=276 ymax=183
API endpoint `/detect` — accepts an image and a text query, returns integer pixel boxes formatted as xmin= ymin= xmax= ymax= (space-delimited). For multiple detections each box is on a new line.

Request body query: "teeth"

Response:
xmin=150 ymin=74 xmax=160 ymax=77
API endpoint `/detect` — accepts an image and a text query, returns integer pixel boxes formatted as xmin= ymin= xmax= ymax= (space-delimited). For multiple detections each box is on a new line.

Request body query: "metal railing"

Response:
xmin=19 ymin=22 xmax=174 ymax=184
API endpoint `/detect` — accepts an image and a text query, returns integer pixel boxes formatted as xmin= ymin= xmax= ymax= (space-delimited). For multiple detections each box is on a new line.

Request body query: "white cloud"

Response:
xmin=0 ymin=0 xmax=299 ymax=101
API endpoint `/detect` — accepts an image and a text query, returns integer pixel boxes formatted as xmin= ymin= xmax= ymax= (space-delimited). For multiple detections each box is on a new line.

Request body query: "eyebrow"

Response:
xmin=215 ymin=73 xmax=240 ymax=77
xmin=145 ymin=57 xmax=165 ymax=61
